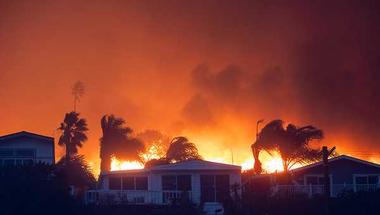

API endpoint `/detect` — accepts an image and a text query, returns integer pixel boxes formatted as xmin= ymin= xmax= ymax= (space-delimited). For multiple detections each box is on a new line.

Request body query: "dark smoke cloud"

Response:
xmin=175 ymin=0 xmax=380 ymax=153
xmin=181 ymin=94 xmax=214 ymax=128
xmin=187 ymin=64 xmax=290 ymax=119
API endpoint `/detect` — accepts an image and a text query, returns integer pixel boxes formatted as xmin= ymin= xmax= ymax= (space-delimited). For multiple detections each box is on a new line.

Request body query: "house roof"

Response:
xmin=290 ymin=154 xmax=380 ymax=173
xmin=102 ymin=168 xmax=150 ymax=175
xmin=150 ymin=159 xmax=241 ymax=171
xmin=0 ymin=131 xmax=54 ymax=142
xmin=101 ymin=159 xmax=241 ymax=176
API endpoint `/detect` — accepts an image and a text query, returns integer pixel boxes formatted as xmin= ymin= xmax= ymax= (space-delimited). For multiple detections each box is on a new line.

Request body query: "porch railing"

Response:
xmin=273 ymin=184 xmax=380 ymax=197
xmin=85 ymin=190 xmax=193 ymax=205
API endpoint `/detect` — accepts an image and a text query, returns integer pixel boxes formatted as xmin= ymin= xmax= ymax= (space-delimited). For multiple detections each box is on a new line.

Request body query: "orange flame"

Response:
xmin=110 ymin=157 xmax=144 ymax=171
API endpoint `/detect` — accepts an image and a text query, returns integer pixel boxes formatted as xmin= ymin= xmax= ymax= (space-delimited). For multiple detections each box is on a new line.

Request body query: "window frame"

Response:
xmin=200 ymin=174 xmax=230 ymax=203
xmin=161 ymin=175 xmax=192 ymax=191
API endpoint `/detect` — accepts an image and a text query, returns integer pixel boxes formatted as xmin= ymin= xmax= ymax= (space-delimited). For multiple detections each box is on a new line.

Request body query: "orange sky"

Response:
xmin=1 ymin=0 xmax=380 ymax=175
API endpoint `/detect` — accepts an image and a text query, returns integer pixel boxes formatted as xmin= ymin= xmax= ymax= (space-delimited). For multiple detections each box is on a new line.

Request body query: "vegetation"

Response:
xmin=166 ymin=137 xmax=202 ymax=162
xmin=58 ymin=111 xmax=88 ymax=162
xmin=239 ymin=182 xmax=380 ymax=215
xmin=55 ymin=155 xmax=96 ymax=189
xmin=144 ymin=158 xmax=170 ymax=168
xmin=252 ymin=119 xmax=324 ymax=173
xmin=72 ymin=81 xmax=85 ymax=112
xmin=100 ymin=114 xmax=144 ymax=172
xmin=0 ymin=164 xmax=86 ymax=215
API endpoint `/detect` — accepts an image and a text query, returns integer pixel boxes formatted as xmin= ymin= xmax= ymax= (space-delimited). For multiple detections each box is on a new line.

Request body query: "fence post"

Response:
xmin=309 ymin=184 xmax=312 ymax=198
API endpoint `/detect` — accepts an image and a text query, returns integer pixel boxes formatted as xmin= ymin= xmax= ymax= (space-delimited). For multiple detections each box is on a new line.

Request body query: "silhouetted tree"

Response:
xmin=252 ymin=120 xmax=324 ymax=173
xmin=100 ymin=115 xmax=144 ymax=172
xmin=252 ymin=146 xmax=262 ymax=174
xmin=166 ymin=137 xmax=201 ymax=162
xmin=55 ymin=155 xmax=96 ymax=189
xmin=58 ymin=112 xmax=88 ymax=162
xmin=72 ymin=81 xmax=85 ymax=111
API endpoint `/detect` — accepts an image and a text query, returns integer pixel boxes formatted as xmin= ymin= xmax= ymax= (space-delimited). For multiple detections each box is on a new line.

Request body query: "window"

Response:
xmin=135 ymin=177 xmax=148 ymax=190
xmin=0 ymin=148 xmax=36 ymax=165
xmin=162 ymin=175 xmax=177 ymax=190
xmin=0 ymin=149 xmax=13 ymax=157
xmin=177 ymin=175 xmax=191 ymax=191
xmin=200 ymin=175 xmax=230 ymax=203
xmin=162 ymin=175 xmax=191 ymax=191
xmin=355 ymin=176 xmax=367 ymax=184
xmin=200 ymin=175 xmax=215 ymax=202
xmin=368 ymin=176 xmax=379 ymax=184
xmin=122 ymin=177 xmax=135 ymax=190
xmin=15 ymin=159 xmax=23 ymax=165
xmin=15 ymin=149 xmax=35 ymax=157
xmin=120 ymin=176 xmax=148 ymax=190
xmin=355 ymin=175 xmax=379 ymax=185
xmin=305 ymin=176 xmax=325 ymax=185
xmin=3 ymin=159 xmax=15 ymax=166
xmin=23 ymin=159 xmax=34 ymax=165
xmin=109 ymin=177 xmax=122 ymax=190
xmin=216 ymin=175 xmax=230 ymax=202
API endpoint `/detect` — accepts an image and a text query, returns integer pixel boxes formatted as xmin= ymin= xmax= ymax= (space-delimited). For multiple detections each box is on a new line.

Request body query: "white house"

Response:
xmin=86 ymin=159 xmax=241 ymax=206
xmin=0 ymin=131 xmax=55 ymax=166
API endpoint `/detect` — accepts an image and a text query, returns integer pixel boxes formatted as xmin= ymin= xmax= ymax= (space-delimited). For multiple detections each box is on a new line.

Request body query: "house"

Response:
xmin=0 ymin=131 xmax=55 ymax=166
xmin=85 ymin=159 xmax=241 ymax=206
xmin=274 ymin=155 xmax=380 ymax=197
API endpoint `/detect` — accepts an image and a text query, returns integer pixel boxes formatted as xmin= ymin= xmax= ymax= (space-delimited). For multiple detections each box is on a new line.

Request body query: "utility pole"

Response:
xmin=322 ymin=146 xmax=335 ymax=215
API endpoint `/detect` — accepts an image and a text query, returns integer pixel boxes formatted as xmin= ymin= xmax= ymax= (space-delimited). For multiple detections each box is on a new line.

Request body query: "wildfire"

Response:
xmin=241 ymin=157 xmax=284 ymax=173
xmin=110 ymin=157 xmax=144 ymax=171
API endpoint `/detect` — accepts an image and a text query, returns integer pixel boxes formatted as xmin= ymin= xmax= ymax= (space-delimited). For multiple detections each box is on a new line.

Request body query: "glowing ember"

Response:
xmin=110 ymin=157 xmax=144 ymax=171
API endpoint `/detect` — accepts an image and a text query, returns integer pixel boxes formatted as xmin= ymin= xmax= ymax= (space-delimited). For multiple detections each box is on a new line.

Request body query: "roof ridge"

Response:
xmin=0 ymin=131 xmax=54 ymax=140
xmin=291 ymin=154 xmax=380 ymax=173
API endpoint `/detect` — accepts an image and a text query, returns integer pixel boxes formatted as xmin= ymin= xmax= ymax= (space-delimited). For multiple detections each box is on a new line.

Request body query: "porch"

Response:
xmin=85 ymin=190 xmax=193 ymax=205
xmin=273 ymin=184 xmax=380 ymax=197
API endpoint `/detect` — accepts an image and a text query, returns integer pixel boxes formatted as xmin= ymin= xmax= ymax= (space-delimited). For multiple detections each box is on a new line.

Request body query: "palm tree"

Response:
xmin=72 ymin=81 xmax=85 ymax=112
xmin=252 ymin=120 xmax=324 ymax=173
xmin=100 ymin=115 xmax=144 ymax=172
xmin=58 ymin=112 xmax=88 ymax=162
xmin=166 ymin=137 xmax=202 ymax=162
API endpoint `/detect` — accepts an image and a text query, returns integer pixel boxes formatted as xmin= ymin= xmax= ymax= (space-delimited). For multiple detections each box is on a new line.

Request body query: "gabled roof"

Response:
xmin=150 ymin=159 xmax=241 ymax=171
xmin=291 ymin=155 xmax=380 ymax=173
xmin=0 ymin=131 xmax=54 ymax=142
